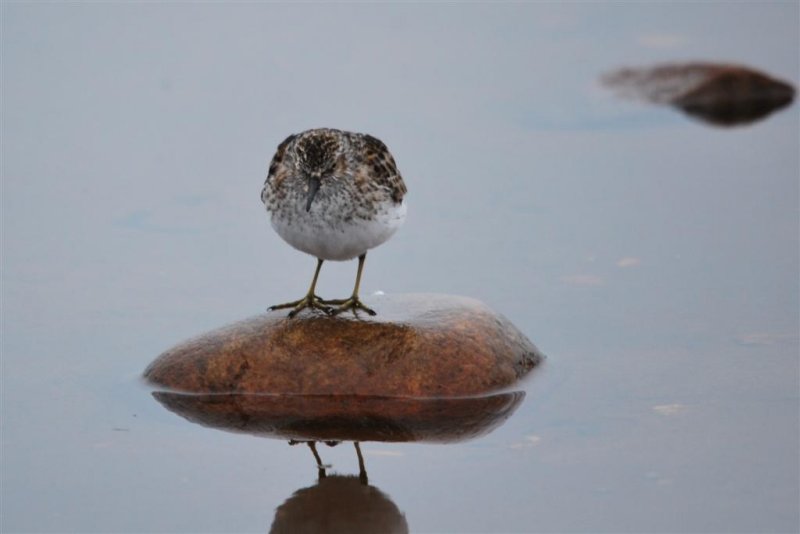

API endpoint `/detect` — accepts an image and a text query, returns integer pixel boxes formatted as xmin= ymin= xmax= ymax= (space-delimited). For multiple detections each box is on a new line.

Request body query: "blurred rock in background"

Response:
xmin=602 ymin=63 xmax=796 ymax=127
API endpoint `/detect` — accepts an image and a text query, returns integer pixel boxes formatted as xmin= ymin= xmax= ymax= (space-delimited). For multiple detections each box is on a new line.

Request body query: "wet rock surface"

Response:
xmin=144 ymin=294 xmax=543 ymax=397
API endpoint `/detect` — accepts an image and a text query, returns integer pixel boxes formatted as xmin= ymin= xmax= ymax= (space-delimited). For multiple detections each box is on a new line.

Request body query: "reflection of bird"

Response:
xmin=262 ymin=128 xmax=407 ymax=317
xmin=271 ymin=441 xmax=408 ymax=534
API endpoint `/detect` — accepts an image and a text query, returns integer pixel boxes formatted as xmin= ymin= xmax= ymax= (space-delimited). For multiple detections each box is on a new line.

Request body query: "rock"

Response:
xmin=151 ymin=390 xmax=525 ymax=443
xmin=673 ymin=68 xmax=795 ymax=126
xmin=144 ymin=293 xmax=543 ymax=397
xmin=601 ymin=62 xmax=796 ymax=126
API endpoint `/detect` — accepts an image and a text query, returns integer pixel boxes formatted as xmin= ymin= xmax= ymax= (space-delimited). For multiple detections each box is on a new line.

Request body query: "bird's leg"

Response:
xmin=330 ymin=253 xmax=376 ymax=316
xmin=268 ymin=258 xmax=332 ymax=317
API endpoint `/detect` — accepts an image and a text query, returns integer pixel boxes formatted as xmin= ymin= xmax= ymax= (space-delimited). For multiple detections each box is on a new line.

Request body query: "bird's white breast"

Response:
xmin=270 ymin=198 xmax=406 ymax=261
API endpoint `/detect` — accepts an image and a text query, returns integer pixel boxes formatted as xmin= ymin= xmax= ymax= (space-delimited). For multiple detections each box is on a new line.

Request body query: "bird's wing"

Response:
xmin=356 ymin=134 xmax=407 ymax=203
xmin=261 ymin=134 xmax=297 ymax=204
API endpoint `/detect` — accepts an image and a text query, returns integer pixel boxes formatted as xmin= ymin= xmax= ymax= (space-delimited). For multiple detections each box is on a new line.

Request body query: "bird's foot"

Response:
xmin=268 ymin=294 xmax=332 ymax=317
xmin=330 ymin=296 xmax=376 ymax=317
xmin=318 ymin=297 xmax=347 ymax=305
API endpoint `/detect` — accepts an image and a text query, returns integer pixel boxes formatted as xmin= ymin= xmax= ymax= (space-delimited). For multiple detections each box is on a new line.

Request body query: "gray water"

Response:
xmin=3 ymin=3 xmax=798 ymax=533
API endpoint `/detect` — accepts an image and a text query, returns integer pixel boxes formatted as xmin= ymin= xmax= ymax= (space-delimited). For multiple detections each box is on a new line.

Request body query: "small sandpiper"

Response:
xmin=261 ymin=128 xmax=407 ymax=317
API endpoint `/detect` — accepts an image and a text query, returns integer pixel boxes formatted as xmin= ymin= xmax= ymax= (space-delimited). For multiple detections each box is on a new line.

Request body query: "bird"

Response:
xmin=261 ymin=128 xmax=407 ymax=317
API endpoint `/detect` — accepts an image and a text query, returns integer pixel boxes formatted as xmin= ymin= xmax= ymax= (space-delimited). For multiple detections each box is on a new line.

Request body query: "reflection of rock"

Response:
xmin=602 ymin=63 xmax=795 ymax=126
xmin=270 ymin=473 xmax=408 ymax=534
xmin=144 ymin=294 xmax=542 ymax=397
xmin=152 ymin=390 xmax=524 ymax=443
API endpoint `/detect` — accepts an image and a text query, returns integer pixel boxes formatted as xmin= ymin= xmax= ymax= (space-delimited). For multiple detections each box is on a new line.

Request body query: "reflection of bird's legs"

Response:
xmin=307 ymin=442 xmax=327 ymax=479
xmin=354 ymin=442 xmax=368 ymax=485
xmin=289 ymin=440 xmax=330 ymax=479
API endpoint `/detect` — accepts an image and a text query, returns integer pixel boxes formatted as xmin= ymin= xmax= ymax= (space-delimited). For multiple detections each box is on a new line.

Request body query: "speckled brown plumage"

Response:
xmin=262 ymin=128 xmax=406 ymax=211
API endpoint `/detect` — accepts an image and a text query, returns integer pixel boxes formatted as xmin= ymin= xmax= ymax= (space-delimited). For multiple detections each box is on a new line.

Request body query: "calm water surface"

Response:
xmin=3 ymin=3 xmax=798 ymax=533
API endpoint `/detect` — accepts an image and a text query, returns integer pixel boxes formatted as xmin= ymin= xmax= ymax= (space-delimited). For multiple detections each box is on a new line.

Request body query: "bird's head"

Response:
xmin=294 ymin=130 xmax=342 ymax=211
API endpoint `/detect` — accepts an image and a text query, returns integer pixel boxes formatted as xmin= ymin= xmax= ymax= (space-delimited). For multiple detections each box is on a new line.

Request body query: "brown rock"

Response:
xmin=601 ymin=62 xmax=796 ymax=126
xmin=144 ymin=293 xmax=543 ymax=397
xmin=673 ymin=67 xmax=795 ymax=126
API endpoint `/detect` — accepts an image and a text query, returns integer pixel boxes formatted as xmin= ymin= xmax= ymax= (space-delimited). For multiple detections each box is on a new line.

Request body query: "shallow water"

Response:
xmin=3 ymin=3 xmax=798 ymax=533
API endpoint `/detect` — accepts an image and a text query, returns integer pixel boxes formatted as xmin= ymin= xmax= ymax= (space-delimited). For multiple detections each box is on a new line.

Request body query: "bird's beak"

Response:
xmin=305 ymin=176 xmax=321 ymax=212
